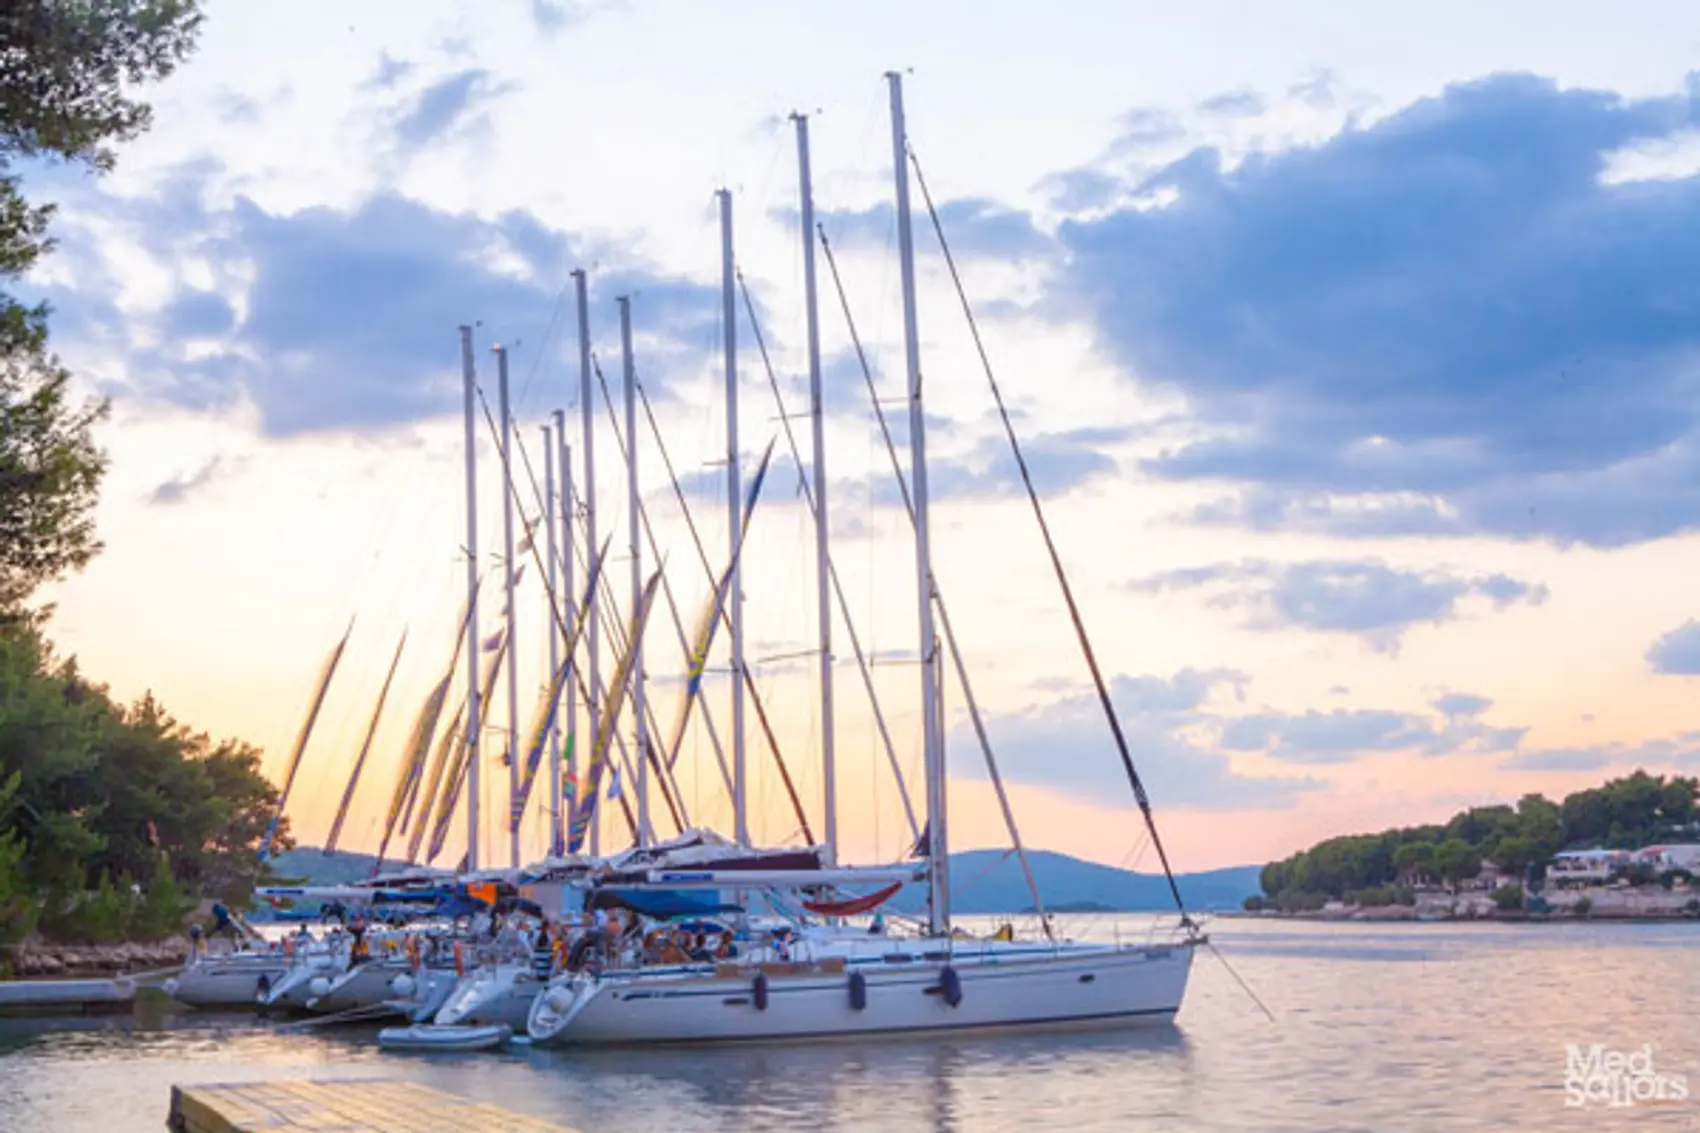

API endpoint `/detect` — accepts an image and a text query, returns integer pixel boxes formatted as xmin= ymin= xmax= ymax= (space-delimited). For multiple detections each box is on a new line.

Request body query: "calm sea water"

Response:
xmin=2 ymin=916 xmax=1697 ymax=1132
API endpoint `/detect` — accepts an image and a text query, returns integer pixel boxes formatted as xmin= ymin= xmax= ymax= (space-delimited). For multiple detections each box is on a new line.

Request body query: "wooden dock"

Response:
xmin=168 ymin=1079 xmax=581 ymax=1133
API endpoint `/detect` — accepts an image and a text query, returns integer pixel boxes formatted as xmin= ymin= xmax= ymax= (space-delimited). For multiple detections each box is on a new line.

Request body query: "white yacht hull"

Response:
xmin=434 ymin=964 xmax=544 ymax=1031
xmin=530 ymin=941 xmax=1192 ymax=1046
xmin=261 ymin=953 xmax=345 ymax=1011
xmin=316 ymin=960 xmax=411 ymax=1014
xmin=163 ymin=954 xmax=290 ymax=1009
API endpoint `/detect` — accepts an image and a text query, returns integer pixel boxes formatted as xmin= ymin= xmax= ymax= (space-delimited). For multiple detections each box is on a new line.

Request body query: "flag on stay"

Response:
xmin=607 ymin=767 xmax=623 ymax=801
xmin=507 ymin=543 xmax=607 ymax=834
xmin=567 ymin=564 xmax=659 ymax=852
xmin=663 ymin=438 xmax=777 ymax=771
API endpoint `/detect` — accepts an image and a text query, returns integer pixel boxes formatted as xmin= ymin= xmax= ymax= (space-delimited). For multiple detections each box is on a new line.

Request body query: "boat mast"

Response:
xmin=543 ymin=420 xmax=562 ymax=857
xmin=794 ymin=112 xmax=837 ymax=858
xmin=619 ymin=295 xmax=650 ymax=848
xmin=718 ymin=187 xmax=749 ymax=847
xmin=459 ymin=324 xmax=483 ymax=872
xmin=496 ymin=344 xmax=522 ymax=869
xmin=555 ymin=410 xmax=575 ymax=858
xmin=888 ymin=71 xmax=948 ymax=934
xmin=573 ymin=269 xmax=602 ymax=857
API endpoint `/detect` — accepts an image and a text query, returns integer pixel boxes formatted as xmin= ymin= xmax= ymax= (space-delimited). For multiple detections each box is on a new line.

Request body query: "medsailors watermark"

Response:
xmin=1564 ymin=1044 xmax=1689 ymax=1108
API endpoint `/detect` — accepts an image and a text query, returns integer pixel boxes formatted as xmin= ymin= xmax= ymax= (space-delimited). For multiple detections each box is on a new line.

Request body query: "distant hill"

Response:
xmin=267 ymin=846 xmax=1258 ymax=916
xmin=266 ymin=847 xmax=391 ymax=887
xmin=916 ymin=849 xmax=1261 ymax=915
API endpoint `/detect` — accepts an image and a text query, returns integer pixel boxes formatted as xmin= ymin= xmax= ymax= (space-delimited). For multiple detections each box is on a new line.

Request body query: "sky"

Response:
xmin=26 ymin=0 xmax=1700 ymax=875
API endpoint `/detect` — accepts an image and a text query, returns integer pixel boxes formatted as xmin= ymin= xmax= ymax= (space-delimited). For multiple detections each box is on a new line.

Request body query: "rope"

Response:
xmin=907 ymin=144 xmax=1194 ymax=930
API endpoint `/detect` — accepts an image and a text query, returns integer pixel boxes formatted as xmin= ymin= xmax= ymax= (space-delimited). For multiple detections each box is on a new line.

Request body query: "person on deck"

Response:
xmin=530 ymin=923 xmax=554 ymax=978
xmin=348 ymin=910 xmax=369 ymax=963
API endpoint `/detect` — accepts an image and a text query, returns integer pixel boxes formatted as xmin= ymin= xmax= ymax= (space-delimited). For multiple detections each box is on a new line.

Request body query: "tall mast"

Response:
xmin=718 ymin=187 xmax=748 ymax=847
xmin=619 ymin=295 xmax=650 ymax=847
xmin=793 ymin=112 xmax=837 ymax=858
xmin=543 ymin=420 xmax=561 ymax=857
xmin=496 ymin=343 xmax=521 ymax=869
xmin=555 ymin=410 xmax=575 ymax=858
xmin=888 ymin=71 xmax=948 ymax=934
xmin=458 ymin=325 xmax=483 ymax=872
xmin=573 ymin=269 xmax=602 ymax=857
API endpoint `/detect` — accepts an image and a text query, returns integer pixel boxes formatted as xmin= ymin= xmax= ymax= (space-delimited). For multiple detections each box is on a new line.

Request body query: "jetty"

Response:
xmin=168 ymin=1079 xmax=581 ymax=1133
xmin=0 ymin=975 xmax=137 ymax=1017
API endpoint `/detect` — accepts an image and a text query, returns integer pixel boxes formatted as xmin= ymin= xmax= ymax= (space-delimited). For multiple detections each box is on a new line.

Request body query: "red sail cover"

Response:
xmin=801 ymin=882 xmax=903 ymax=917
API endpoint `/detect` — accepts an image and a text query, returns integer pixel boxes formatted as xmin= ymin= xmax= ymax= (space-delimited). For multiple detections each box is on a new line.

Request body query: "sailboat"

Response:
xmin=525 ymin=71 xmax=1201 ymax=1047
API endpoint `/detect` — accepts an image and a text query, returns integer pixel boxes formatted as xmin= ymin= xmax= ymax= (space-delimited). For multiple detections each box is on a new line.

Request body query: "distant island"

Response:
xmin=1023 ymin=900 xmax=1118 ymax=914
xmin=1247 ymin=771 xmax=1700 ymax=922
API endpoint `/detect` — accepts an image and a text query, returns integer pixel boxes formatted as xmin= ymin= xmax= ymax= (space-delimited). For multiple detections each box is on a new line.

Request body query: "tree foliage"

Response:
xmin=1259 ymin=772 xmax=1700 ymax=902
xmin=0 ymin=1 xmax=202 ymax=611
xmin=0 ymin=619 xmax=289 ymax=942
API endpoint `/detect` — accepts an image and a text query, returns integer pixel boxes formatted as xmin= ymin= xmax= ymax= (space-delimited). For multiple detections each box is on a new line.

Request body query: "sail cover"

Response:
xmin=587 ymin=888 xmax=743 ymax=918
xmin=800 ymin=881 xmax=904 ymax=917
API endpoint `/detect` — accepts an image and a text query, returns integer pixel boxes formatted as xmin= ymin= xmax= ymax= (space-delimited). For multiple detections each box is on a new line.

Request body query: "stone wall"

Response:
xmin=5 ymin=937 xmax=189 ymax=977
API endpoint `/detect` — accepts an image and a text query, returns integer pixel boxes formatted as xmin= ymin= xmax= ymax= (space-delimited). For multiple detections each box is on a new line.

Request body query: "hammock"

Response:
xmin=801 ymin=881 xmax=903 ymax=917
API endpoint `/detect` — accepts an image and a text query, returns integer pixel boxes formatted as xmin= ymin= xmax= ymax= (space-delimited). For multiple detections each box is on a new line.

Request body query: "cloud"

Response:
xmin=147 ymin=457 xmax=231 ymax=505
xmin=809 ymin=197 xmax=1054 ymax=262
xmin=390 ymin=68 xmax=512 ymax=153
xmin=1131 ymin=558 xmax=1547 ymax=652
xmin=856 ymin=425 xmax=1132 ymax=509
xmin=1221 ymin=703 xmax=1525 ymax=766
xmin=953 ymin=669 xmax=1320 ymax=811
xmin=1433 ymin=692 xmax=1493 ymax=719
xmin=363 ymin=53 xmax=414 ymax=91
xmin=31 ymin=161 xmax=719 ymax=436
xmin=1504 ymin=735 xmax=1700 ymax=772
xmin=1648 ymin=620 xmax=1700 ymax=675
xmin=1056 ymin=72 xmax=1700 ymax=546
xmin=530 ymin=0 xmax=621 ymax=36
xmin=1501 ymin=748 xmax=1613 ymax=772
xmin=1197 ymin=90 xmax=1265 ymax=118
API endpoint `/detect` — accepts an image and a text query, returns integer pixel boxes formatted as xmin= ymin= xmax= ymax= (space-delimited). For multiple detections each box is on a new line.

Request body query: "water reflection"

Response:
xmin=2 ymin=920 xmax=1698 ymax=1131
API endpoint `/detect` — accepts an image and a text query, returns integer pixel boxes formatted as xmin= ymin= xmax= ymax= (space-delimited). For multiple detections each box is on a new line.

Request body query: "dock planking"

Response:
xmin=168 ymin=1078 xmax=582 ymax=1133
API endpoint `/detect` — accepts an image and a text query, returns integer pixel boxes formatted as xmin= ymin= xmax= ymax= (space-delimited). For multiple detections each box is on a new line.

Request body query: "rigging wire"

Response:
xmin=617 ymin=357 xmax=818 ymax=846
xmin=816 ymin=225 xmax=1050 ymax=936
xmin=586 ymin=352 xmax=737 ymax=803
xmin=735 ymin=267 xmax=921 ymax=843
xmin=471 ymin=384 xmax=646 ymax=842
xmin=906 ymin=143 xmax=1195 ymax=931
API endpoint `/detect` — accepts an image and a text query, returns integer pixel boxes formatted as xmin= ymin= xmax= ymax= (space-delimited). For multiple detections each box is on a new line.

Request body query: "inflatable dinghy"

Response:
xmin=377 ymin=1022 xmax=512 ymax=1053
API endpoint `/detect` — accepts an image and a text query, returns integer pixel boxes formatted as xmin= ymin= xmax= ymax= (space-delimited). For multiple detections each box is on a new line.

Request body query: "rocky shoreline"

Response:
xmin=1233 ymin=887 xmax=1700 ymax=923
xmin=2 ymin=937 xmax=190 ymax=978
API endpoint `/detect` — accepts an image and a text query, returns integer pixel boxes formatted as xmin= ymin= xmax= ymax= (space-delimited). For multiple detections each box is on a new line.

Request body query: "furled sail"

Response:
xmin=663 ymin=438 xmax=775 ymax=771
xmin=427 ymin=630 xmax=509 ymax=862
xmin=259 ymin=619 xmax=354 ymax=860
xmin=325 ymin=631 xmax=408 ymax=852
xmin=568 ymin=569 xmax=663 ymax=852
xmin=509 ymin=540 xmax=610 ymax=834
